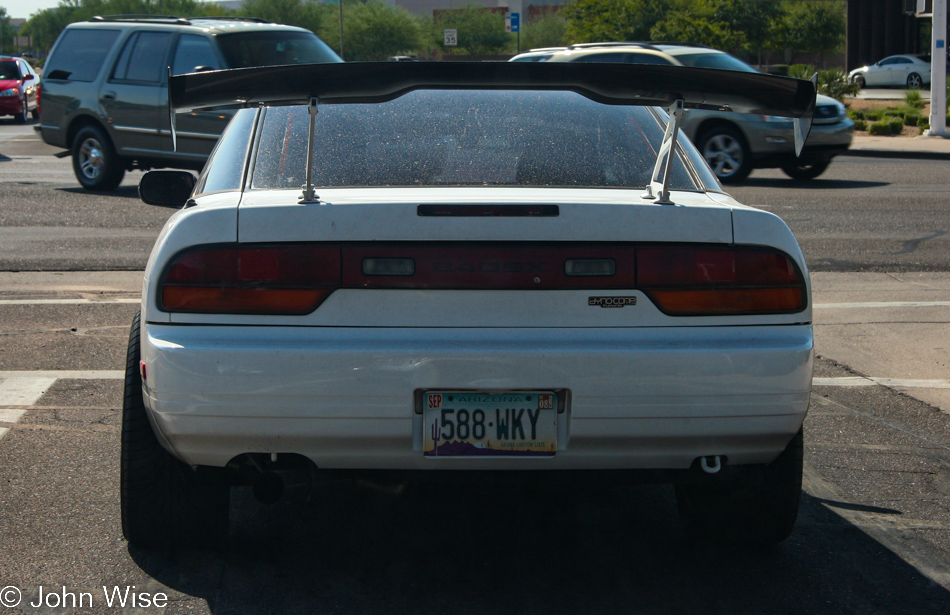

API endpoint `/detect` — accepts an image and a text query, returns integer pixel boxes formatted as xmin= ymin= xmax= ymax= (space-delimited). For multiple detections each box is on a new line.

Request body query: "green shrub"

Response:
xmin=920 ymin=123 xmax=930 ymax=135
xmin=848 ymin=109 xmax=865 ymax=120
xmin=904 ymin=89 xmax=925 ymax=109
xmin=888 ymin=118 xmax=904 ymax=134
xmin=904 ymin=113 xmax=921 ymax=126
xmin=853 ymin=119 xmax=867 ymax=131
xmin=868 ymin=121 xmax=891 ymax=136
xmin=865 ymin=110 xmax=884 ymax=122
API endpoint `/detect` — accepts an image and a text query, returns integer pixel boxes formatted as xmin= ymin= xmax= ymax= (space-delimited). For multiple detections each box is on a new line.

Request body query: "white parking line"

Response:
xmin=0 ymin=371 xmax=123 ymax=380
xmin=814 ymin=301 xmax=950 ymax=309
xmin=813 ymin=377 xmax=950 ymax=389
xmin=0 ymin=298 xmax=139 ymax=305
xmin=0 ymin=376 xmax=57 ymax=442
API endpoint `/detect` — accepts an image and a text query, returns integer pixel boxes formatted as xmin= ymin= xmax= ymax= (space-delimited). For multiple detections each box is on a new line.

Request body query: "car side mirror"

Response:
xmin=139 ymin=170 xmax=197 ymax=207
xmin=22 ymin=73 xmax=34 ymax=81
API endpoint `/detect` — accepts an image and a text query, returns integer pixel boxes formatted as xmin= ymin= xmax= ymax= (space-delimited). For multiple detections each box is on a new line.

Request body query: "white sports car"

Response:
xmin=125 ymin=62 xmax=816 ymax=549
xmin=848 ymin=54 xmax=932 ymax=89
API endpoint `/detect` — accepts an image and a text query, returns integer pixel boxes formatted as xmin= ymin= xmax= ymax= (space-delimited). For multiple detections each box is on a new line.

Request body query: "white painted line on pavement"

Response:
xmin=0 ymin=377 xmax=57 ymax=406
xmin=815 ymin=301 xmax=950 ymax=309
xmin=0 ymin=370 xmax=123 ymax=380
xmin=0 ymin=409 xmax=27 ymax=422
xmin=0 ymin=298 xmax=139 ymax=305
xmin=814 ymin=377 xmax=950 ymax=389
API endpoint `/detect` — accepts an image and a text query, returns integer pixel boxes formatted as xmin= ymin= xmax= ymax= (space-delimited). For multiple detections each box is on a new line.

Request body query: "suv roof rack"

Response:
xmin=188 ymin=16 xmax=272 ymax=24
xmin=566 ymin=41 xmax=660 ymax=51
xmin=90 ymin=15 xmax=191 ymax=24
xmin=635 ymin=41 xmax=713 ymax=49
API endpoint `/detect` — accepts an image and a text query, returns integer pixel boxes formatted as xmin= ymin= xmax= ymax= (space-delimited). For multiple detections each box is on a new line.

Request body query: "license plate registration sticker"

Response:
xmin=423 ymin=391 xmax=557 ymax=457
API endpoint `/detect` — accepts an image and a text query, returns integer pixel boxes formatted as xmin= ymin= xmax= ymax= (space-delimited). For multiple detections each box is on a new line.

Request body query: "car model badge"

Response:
xmin=588 ymin=296 xmax=637 ymax=308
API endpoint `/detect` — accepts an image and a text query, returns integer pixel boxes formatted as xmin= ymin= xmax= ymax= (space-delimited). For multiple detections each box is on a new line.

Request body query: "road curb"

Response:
xmin=841 ymin=149 xmax=950 ymax=161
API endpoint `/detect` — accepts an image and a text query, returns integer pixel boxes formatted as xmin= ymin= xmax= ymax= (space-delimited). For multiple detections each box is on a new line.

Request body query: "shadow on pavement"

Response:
xmin=56 ymin=185 xmax=144 ymax=200
xmin=741 ymin=178 xmax=889 ymax=189
xmin=130 ymin=478 xmax=950 ymax=614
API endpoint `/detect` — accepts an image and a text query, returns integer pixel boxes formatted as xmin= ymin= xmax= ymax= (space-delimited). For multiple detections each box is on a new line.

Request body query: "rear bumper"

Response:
xmin=750 ymin=118 xmax=855 ymax=168
xmin=142 ymin=324 xmax=813 ymax=470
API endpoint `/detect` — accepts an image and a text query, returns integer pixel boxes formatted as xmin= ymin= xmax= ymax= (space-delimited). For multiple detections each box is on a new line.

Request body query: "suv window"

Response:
xmin=172 ymin=34 xmax=222 ymax=75
xmin=216 ymin=31 xmax=339 ymax=68
xmin=45 ymin=28 xmax=121 ymax=81
xmin=0 ymin=61 xmax=20 ymax=79
xmin=112 ymin=31 xmax=173 ymax=83
xmin=673 ymin=52 xmax=757 ymax=73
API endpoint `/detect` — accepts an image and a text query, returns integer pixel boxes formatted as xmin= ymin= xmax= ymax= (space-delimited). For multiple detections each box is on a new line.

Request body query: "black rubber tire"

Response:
xmin=781 ymin=161 xmax=830 ymax=180
xmin=675 ymin=428 xmax=803 ymax=547
xmin=71 ymin=124 xmax=125 ymax=191
xmin=14 ymin=100 xmax=27 ymax=124
xmin=852 ymin=75 xmax=865 ymax=88
xmin=907 ymin=72 xmax=923 ymax=89
xmin=696 ymin=125 xmax=753 ymax=184
xmin=121 ymin=311 xmax=230 ymax=550
xmin=30 ymin=107 xmax=39 ymax=121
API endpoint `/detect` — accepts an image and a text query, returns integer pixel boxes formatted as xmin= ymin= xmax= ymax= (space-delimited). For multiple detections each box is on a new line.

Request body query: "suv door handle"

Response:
xmin=101 ymin=91 xmax=116 ymax=100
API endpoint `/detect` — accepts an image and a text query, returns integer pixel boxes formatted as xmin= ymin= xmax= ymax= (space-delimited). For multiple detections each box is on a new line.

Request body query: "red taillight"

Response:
xmin=36 ymin=84 xmax=41 ymax=117
xmin=636 ymin=246 xmax=806 ymax=315
xmin=158 ymin=242 xmax=805 ymax=316
xmin=161 ymin=245 xmax=340 ymax=314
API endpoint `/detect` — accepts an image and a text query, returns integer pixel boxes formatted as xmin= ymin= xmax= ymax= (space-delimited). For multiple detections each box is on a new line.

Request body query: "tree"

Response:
xmin=432 ymin=6 xmax=512 ymax=56
xmin=771 ymin=1 xmax=846 ymax=64
xmin=561 ymin=0 xmax=676 ymax=44
xmin=650 ymin=11 xmax=748 ymax=52
xmin=0 ymin=7 xmax=13 ymax=55
xmin=319 ymin=1 xmax=421 ymax=61
xmin=522 ymin=11 xmax=567 ymax=50
xmin=241 ymin=0 xmax=330 ymax=38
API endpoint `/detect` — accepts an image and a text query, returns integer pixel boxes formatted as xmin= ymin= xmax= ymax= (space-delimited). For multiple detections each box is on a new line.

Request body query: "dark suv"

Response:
xmin=38 ymin=16 xmax=341 ymax=190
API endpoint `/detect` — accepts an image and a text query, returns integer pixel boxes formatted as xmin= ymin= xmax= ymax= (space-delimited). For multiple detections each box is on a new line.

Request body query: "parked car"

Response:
xmin=509 ymin=47 xmax=565 ymax=62
xmin=0 ymin=56 xmax=39 ymax=123
xmin=124 ymin=61 xmax=816 ymax=550
xmin=540 ymin=42 xmax=854 ymax=182
xmin=848 ymin=54 xmax=932 ymax=89
xmin=37 ymin=15 xmax=341 ymax=191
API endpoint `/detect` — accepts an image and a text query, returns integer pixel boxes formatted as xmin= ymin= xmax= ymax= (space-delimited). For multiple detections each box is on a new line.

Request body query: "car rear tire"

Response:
xmin=907 ymin=73 xmax=923 ymax=89
xmin=30 ymin=107 xmax=38 ymax=121
xmin=14 ymin=100 xmax=27 ymax=124
xmin=121 ymin=311 xmax=230 ymax=550
xmin=71 ymin=125 xmax=125 ymax=191
xmin=781 ymin=161 xmax=830 ymax=180
xmin=852 ymin=75 xmax=865 ymax=88
xmin=675 ymin=428 xmax=803 ymax=547
xmin=696 ymin=125 xmax=753 ymax=184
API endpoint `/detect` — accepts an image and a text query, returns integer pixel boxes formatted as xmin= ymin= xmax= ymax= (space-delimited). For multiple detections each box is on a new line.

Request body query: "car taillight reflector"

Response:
xmin=161 ymin=245 xmax=340 ymax=314
xmin=636 ymin=246 xmax=806 ymax=315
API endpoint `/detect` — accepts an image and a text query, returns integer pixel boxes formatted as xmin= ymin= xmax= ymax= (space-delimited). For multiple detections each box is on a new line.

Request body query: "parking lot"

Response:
xmin=1 ymin=119 xmax=950 ymax=613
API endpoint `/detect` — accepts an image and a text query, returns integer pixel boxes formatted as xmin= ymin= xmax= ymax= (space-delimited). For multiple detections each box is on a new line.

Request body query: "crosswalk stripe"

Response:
xmin=814 ymin=301 xmax=950 ymax=309
xmin=813 ymin=377 xmax=950 ymax=389
xmin=0 ymin=377 xmax=57 ymax=406
xmin=0 ymin=371 xmax=123 ymax=380
xmin=0 ymin=298 xmax=140 ymax=305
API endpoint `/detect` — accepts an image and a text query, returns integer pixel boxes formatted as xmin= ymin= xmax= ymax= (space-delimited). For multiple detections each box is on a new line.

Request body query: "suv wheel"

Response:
xmin=697 ymin=125 xmax=753 ymax=184
xmin=71 ymin=125 xmax=125 ymax=191
xmin=121 ymin=311 xmax=230 ymax=550
xmin=14 ymin=100 xmax=28 ymax=124
xmin=674 ymin=428 xmax=803 ymax=547
xmin=781 ymin=161 xmax=830 ymax=180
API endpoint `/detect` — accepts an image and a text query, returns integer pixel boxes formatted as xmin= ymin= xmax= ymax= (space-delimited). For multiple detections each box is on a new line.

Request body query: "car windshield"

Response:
xmin=673 ymin=52 xmax=757 ymax=73
xmin=0 ymin=62 xmax=20 ymax=79
xmin=251 ymin=90 xmax=717 ymax=191
xmin=216 ymin=31 xmax=340 ymax=68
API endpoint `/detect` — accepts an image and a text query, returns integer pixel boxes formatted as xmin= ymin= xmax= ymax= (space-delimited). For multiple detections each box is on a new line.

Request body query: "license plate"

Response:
xmin=423 ymin=391 xmax=557 ymax=457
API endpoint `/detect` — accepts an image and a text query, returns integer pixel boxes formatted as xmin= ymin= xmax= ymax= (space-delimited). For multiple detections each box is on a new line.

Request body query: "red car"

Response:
xmin=0 ymin=57 xmax=39 ymax=122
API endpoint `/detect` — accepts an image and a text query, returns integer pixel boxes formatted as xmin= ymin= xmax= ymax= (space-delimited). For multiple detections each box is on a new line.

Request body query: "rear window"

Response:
xmin=251 ymin=90 xmax=716 ymax=191
xmin=45 ymin=28 xmax=121 ymax=81
xmin=216 ymin=31 xmax=341 ymax=68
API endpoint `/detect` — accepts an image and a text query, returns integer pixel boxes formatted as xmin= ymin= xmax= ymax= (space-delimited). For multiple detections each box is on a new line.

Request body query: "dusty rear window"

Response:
xmin=251 ymin=90 xmax=716 ymax=191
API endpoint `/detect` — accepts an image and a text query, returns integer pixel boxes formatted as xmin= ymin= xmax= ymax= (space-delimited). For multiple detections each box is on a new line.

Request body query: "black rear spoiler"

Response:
xmin=168 ymin=62 xmax=817 ymax=205
xmin=169 ymin=61 xmax=815 ymax=118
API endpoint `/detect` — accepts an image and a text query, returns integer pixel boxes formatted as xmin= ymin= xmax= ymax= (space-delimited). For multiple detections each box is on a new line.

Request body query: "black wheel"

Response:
xmin=14 ymin=100 xmax=27 ymax=124
xmin=30 ymin=106 xmax=38 ymax=121
xmin=852 ymin=74 xmax=865 ymax=88
xmin=781 ymin=161 xmax=830 ymax=180
xmin=121 ymin=311 xmax=230 ymax=550
xmin=697 ymin=125 xmax=753 ymax=184
xmin=675 ymin=428 xmax=803 ymax=547
xmin=906 ymin=72 xmax=923 ymax=89
xmin=71 ymin=125 xmax=125 ymax=191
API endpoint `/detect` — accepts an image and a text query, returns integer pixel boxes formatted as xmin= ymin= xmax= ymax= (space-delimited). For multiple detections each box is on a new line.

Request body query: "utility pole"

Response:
xmin=928 ymin=0 xmax=947 ymax=136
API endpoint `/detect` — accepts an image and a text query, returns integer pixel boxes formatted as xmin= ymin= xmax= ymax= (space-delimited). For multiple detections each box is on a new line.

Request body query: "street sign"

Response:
xmin=505 ymin=12 xmax=520 ymax=33
xmin=444 ymin=29 xmax=458 ymax=47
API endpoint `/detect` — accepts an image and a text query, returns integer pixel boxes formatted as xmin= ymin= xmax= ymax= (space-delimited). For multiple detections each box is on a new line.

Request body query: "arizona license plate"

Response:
xmin=423 ymin=391 xmax=557 ymax=457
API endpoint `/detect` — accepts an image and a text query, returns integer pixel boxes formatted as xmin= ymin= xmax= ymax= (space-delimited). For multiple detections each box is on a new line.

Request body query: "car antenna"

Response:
xmin=642 ymin=99 xmax=684 ymax=205
xmin=299 ymin=97 xmax=321 ymax=204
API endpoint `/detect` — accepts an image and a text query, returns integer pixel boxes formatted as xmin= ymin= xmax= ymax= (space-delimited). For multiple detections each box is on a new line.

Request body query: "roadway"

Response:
xmin=1 ymin=121 xmax=949 ymax=613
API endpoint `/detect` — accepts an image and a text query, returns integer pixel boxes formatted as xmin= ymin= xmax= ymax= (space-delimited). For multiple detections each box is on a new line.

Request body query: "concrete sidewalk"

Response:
xmin=848 ymin=133 xmax=950 ymax=159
